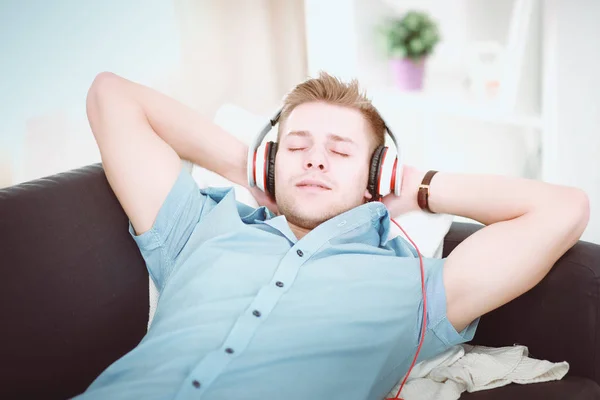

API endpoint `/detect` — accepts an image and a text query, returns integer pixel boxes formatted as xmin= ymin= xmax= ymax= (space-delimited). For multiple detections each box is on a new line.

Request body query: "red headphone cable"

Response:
xmin=385 ymin=218 xmax=427 ymax=400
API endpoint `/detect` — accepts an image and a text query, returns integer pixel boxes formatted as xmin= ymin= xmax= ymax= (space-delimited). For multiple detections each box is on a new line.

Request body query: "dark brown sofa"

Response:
xmin=1 ymin=164 xmax=599 ymax=399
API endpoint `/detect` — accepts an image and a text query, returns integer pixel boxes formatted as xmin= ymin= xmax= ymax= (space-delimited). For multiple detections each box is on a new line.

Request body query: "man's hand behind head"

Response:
xmin=249 ymin=185 xmax=280 ymax=215
xmin=380 ymin=165 xmax=424 ymax=219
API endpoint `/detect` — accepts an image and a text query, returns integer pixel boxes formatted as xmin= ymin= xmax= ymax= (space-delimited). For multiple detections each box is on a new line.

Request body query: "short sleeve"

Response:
xmin=416 ymin=258 xmax=480 ymax=363
xmin=128 ymin=166 xmax=206 ymax=291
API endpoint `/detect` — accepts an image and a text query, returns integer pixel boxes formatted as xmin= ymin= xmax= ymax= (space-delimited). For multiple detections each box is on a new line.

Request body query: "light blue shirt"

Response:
xmin=75 ymin=167 xmax=478 ymax=400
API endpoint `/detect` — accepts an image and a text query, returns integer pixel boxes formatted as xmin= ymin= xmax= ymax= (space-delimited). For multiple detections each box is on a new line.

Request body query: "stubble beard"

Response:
xmin=276 ymin=190 xmax=364 ymax=230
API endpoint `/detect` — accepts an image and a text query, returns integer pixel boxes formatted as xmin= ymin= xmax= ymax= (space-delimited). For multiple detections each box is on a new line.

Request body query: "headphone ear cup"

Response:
xmin=368 ymin=145 xmax=386 ymax=200
xmin=266 ymin=141 xmax=278 ymax=198
xmin=378 ymin=148 xmax=396 ymax=198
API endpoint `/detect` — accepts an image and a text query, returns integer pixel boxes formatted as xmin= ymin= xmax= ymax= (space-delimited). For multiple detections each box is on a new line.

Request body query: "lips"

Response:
xmin=296 ymin=179 xmax=331 ymax=190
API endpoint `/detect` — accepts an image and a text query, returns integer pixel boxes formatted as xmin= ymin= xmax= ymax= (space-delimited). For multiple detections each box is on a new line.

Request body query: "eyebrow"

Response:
xmin=286 ymin=130 xmax=356 ymax=145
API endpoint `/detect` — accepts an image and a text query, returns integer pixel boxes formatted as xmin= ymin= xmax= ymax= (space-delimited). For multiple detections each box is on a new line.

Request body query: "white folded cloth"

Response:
xmin=386 ymin=344 xmax=569 ymax=400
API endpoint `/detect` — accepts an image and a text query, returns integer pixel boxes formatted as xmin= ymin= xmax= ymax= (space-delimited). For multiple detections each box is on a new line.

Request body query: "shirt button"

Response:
xmin=276 ymin=281 xmax=284 ymax=287
xmin=225 ymin=347 xmax=234 ymax=354
xmin=296 ymin=249 xmax=304 ymax=257
xmin=252 ymin=310 xmax=261 ymax=317
xmin=192 ymin=380 xmax=201 ymax=388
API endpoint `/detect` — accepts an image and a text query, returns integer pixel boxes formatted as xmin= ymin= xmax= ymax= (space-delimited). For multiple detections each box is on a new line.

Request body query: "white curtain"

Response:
xmin=158 ymin=0 xmax=308 ymax=118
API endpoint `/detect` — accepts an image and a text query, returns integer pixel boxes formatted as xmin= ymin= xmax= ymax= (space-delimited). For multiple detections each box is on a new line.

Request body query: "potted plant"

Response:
xmin=378 ymin=11 xmax=441 ymax=91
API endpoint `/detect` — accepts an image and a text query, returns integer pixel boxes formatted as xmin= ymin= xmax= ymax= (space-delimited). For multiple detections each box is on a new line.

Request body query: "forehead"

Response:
xmin=281 ymin=102 xmax=370 ymax=144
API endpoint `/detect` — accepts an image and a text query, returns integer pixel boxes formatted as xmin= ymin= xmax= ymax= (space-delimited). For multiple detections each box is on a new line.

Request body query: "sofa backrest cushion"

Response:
xmin=0 ymin=164 xmax=149 ymax=399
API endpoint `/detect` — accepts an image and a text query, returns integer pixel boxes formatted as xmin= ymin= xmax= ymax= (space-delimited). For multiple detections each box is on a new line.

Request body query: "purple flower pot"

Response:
xmin=390 ymin=58 xmax=426 ymax=91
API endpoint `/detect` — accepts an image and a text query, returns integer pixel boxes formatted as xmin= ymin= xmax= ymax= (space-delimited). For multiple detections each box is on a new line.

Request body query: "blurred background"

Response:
xmin=0 ymin=0 xmax=598 ymax=243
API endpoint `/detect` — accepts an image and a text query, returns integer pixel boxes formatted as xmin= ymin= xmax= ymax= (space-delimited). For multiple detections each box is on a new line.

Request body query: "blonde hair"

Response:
xmin=277 ymin=71 xmax=386 ymax=152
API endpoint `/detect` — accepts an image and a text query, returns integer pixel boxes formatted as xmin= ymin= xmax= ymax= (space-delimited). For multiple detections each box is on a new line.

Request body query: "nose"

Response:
xmin=303 ymin=149 xmax=328 ymax=171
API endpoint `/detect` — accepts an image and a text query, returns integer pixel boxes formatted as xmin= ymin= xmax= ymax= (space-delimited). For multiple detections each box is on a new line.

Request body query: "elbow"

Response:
xmin=572 ymin=188 xmax=590 ymax=233
xmin=85 ymin=72 xmax=123 ymax=132
xmin=90 ymin=71 xmax=121 ymax=89
xmin=560 ymin=188 xmax=590 ymax=244
xmin=86 ymin=72 xmax=121 ymax=103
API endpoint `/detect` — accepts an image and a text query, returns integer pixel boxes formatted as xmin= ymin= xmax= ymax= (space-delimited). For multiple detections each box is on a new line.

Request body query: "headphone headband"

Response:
xmin=381 ymin=120 xmax=403 ymax=196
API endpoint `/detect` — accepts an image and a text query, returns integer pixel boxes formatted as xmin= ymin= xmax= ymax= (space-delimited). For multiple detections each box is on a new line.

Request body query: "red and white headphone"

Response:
xmin=246 ymin=107 xmax=404 ymax=201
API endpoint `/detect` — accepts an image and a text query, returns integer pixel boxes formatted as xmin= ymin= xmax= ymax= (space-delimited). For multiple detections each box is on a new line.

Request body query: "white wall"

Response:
xmin=0 ymin=0 xmax=181 ymax=185
xmin=544 ymin=0 xmax=600 ymax=243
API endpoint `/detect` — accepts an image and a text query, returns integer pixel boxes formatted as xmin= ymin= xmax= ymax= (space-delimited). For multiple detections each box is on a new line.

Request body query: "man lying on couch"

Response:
xmin=75 ymin=71 xmax=590 ymax=400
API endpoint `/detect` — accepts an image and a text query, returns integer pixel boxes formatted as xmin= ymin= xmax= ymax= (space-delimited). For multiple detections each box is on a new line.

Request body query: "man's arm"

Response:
xmin=86 ymin=72 xmax=250 ymax=235
xmin=425 ymin=171 xmax=590 ymax=332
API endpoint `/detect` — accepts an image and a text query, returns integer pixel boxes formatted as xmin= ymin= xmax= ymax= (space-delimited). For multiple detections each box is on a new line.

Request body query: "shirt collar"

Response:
xmin=203 ymin=186 xmax=394 ymax=247
xmin=259 ymin=201 xmax=393 ymax=247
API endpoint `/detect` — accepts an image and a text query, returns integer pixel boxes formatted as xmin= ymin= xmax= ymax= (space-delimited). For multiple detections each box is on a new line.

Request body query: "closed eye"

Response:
xmin=332 ymin=150 xmax=349 ymax=157
xmin=288 ymin=148 xmax=305 ymax=152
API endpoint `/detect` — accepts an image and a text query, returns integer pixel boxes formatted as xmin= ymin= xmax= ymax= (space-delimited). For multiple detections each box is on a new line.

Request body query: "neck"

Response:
xmin=288 ymin=222 xmax=311 ymax=240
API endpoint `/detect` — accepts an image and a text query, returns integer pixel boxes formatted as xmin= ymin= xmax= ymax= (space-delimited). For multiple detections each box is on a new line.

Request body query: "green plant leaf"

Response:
xmin=390 ymin=47 xmax=406 ymax=59
xmin=409 ymin=38 xmax=424 ymax=53
xmin=375 ymin=11 xmax=440 ymax=59
xmin=422 ymin=28 xmax=436 ymax=44
xmin=404 ymin=12 xmax=419 ymax=31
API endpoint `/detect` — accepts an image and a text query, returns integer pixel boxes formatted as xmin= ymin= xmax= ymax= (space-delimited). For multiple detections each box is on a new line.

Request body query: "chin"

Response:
xmin=285 ymin=211 xmax=330 ymax=230
xmin=282 ymin=201 xmax=354 ymax=230
xmin=276 ymin=185 xmax=365 ymax=228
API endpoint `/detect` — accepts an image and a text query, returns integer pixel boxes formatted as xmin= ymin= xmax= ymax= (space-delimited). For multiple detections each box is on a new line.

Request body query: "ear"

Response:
xmin=364 ymin=189 xmax=373 ymax=202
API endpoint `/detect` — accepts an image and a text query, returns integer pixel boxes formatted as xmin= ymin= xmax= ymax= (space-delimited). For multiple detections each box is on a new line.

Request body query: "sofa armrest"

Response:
xmin=443 ymin=222 xmax=600 ymax=386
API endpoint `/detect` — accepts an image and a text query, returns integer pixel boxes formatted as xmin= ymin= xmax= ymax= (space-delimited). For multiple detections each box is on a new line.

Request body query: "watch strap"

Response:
xmin=417 ymin=170 xmax=438 ymax=213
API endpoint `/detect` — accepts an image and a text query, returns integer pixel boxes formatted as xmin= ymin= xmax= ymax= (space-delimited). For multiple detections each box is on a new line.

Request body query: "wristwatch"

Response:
xmin=417 ymin=170 xmax=438 ymax=213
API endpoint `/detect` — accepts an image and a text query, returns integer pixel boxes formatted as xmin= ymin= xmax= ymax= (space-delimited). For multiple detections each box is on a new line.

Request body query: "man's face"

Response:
xmin=274 ymin=101 xmax=373 ymax=230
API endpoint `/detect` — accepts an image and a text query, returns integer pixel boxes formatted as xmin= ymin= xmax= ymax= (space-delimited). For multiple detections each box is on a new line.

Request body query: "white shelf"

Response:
xmin=369 ymin=86 xmax=542 ymax=129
